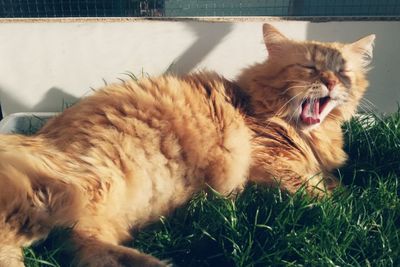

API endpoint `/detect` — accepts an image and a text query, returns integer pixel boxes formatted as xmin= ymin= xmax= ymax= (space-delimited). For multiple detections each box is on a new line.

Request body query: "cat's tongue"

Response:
xmin=301 ymin=100 xmax=320 ymax=125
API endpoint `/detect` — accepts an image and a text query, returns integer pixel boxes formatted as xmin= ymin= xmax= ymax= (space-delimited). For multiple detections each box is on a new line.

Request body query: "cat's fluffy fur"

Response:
xmin=0 ymin=24 xmax=374 ymax=266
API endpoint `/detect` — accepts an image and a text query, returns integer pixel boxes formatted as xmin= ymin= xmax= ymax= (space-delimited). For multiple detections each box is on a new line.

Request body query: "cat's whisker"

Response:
xmin=358 ymin=102 xmax=390 ymax=130
xmin=358 ymin=102 xmax=387 ymax=125
xmin=287 ymin=110 xmax=298 ymax=125
xmin=362 ymin=98 xmax=378 ymax=109
xmin=359 ymin=100 xmax=377 ymax=114
xmin=358 ymin=104 xmax=400 ymax=144
xmin=358 ymin=102 xmax=375 ymax=114
xmin=287 ymin=95 xmax=307 ymax=125
xmin=276 ymin=92 xmax=306 ymax=119
xmin=283 ymin=79 xmax=311 ymax=84
xmin=272 ymin=91 xmax=304 ymax=118
xmin=279 ymin=85 xmax=308 ymax=96
xmin=262 ymin=91 xmax=305 ymax=130
xmin=356 ymin=105 xmax=380 ymax=153
xmin=327 ymin=113 xmax=342 ymax=119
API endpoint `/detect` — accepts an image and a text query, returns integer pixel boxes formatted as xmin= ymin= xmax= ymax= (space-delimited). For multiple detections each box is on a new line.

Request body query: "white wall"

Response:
xmin=0 ymin=19 xmax=399 ymax=116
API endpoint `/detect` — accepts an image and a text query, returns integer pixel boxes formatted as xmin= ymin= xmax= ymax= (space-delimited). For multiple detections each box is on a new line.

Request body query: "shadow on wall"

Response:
xmin=0 ymin=21 xmax=233 ymax=117
xmin=0 ymin=87 xmax=79 ymax=118
xmin=166 ymin=22 xmax=233 ymax=74
xmin=306 ymin=22 xmax=400 ymax=114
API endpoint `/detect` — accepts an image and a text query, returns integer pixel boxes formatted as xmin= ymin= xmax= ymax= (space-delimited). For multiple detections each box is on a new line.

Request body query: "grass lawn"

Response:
xmin=24 ymin=110 xmax=400 ymax=267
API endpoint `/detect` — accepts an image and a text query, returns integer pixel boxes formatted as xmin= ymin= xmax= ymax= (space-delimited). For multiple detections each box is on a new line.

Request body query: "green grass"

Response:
xmin=24 ymin=110 xmax=400 ymax=267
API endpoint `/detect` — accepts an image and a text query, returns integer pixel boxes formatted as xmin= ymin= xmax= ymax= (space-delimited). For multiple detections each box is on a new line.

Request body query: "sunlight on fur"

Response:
xmin=0 ymin=24 xmax=375 ymax=266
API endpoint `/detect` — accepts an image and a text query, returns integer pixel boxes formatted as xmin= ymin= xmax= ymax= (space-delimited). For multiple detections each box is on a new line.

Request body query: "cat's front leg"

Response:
xmin=296 ymin=171 xmax=340 ymax=197
xmin=249 ymin=159 xmax=339 ymax=197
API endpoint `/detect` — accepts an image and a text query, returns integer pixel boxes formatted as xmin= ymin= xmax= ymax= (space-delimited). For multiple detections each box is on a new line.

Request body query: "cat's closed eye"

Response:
xmin=298 ymin=64 xmax=318 ymax=72
xmin=338 ymin=68 xmax=351 ymax=74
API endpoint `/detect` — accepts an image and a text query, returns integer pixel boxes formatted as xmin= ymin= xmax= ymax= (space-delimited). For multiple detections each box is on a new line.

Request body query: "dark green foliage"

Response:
xmin=341 ymin=111 xmax=400 ymax=185
xmin=25 ymin=110 xmax=400 ymax=266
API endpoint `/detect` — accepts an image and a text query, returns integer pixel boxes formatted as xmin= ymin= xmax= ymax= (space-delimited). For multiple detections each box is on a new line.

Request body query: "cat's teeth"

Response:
xmin=301 ymin=99 xmax=321 ymax=125
xmin=312 ymin=101 xmax=320 ymax=118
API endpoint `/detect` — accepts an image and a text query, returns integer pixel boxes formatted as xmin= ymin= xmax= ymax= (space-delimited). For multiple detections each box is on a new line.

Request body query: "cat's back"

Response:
xmin=40 ymin=72 xmax=249 ymax=157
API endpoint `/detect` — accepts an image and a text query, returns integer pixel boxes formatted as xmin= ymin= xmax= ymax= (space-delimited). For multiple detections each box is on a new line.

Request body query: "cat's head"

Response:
xmin=241 ymin=23 xmax=375 ymax=131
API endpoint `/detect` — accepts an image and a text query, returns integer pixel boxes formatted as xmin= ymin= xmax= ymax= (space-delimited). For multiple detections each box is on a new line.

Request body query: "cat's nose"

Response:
xmin=322 ymin=78 xmax=337 ymax=91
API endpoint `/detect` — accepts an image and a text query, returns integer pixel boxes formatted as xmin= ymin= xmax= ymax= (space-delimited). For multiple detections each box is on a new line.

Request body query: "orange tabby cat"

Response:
xmin=0 ymin=24 xmax=374 ymax=266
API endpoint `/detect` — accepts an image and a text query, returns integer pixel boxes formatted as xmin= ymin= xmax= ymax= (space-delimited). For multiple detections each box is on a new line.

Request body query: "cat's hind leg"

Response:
xmin=0 ymin=245 xmax=24 ymax=267
xmin=69 ymin=228 xmax=169 ymax=267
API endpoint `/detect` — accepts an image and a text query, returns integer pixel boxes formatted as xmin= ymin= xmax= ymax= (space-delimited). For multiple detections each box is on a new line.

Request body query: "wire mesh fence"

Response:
xmin=0 ymin=0 xmax=399 ymax=18
xmin=0 ymin=0 xmax=164 ymax=18
xmin=166 ymin=0 xmax=400 ymax=17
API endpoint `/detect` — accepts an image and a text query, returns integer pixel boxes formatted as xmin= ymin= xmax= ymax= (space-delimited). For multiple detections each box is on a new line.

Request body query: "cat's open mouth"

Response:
xmin=300 ymin=97 xmax=331 ymax=125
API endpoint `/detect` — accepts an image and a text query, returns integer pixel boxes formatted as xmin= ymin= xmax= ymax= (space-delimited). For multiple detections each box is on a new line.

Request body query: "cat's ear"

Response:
xmin=263 ymin=23 xmax=289 ymax=56
xmin=348 ymin=34 xmax=376 ymax=66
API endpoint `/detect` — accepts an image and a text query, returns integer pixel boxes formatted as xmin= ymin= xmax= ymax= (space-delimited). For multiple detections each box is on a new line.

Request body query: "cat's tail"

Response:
xmin=0 ymin=135 xmax=84 ymax=253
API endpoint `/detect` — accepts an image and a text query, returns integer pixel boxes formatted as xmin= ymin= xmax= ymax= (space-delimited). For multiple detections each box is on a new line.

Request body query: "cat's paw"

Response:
xmin=324 ymin=174 xmax=340 ymax=191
